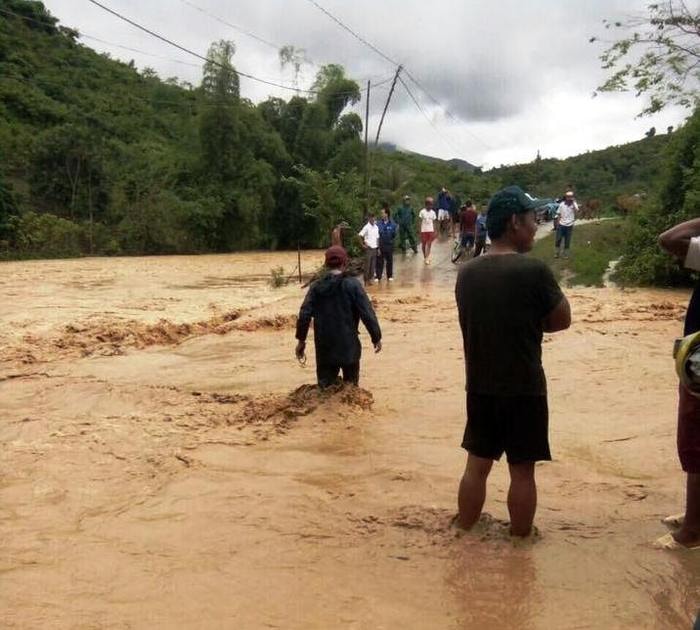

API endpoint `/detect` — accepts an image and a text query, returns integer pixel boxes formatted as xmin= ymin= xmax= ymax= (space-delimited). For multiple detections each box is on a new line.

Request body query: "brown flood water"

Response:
xmin=1 ymin=241 xmax=699 ymax=629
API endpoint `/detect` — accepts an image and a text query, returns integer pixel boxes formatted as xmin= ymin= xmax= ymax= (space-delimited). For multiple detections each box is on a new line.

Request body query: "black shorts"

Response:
xmin=461 ymin=393 xmax=551 ymax=463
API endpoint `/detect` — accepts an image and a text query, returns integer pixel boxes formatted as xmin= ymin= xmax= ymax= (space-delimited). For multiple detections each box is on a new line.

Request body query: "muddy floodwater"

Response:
xmin=1 ymin=241 xmax=699 ymax=629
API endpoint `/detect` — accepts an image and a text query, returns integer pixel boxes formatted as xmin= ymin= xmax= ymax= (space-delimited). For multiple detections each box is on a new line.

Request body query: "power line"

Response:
xmin=304 ymin=0 xmax=492 ymax=150
xmin=403 ymin=71 xmax=492 ymax=150
xmin=85 ymin=0 xmax=321 ymax=94
xmin=304 ymin=0 xmax=399 ymax=69
xmin=177 ymin=0 xmax=281 ymax=51
xmin=398 ymin=75 xmax=466 ymax=158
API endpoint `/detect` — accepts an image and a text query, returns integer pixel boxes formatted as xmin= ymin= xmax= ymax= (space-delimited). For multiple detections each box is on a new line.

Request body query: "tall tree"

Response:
xmin=199 ymin=40 xmax=242 ymax=180
xmin=202 ymin=40 xmax=240 ymax=100
xmin=312 ymin=64 xmax=361 ymax=127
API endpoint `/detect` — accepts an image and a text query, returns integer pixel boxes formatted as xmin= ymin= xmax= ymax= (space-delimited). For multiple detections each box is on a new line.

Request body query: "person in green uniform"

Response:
xmin=395 ymin=195 xmax=418 ymax=254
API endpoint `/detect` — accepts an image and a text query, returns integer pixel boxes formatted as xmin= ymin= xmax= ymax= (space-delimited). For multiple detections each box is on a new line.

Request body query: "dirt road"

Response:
xmin=1 ymin=242 xmax=698 ymax=629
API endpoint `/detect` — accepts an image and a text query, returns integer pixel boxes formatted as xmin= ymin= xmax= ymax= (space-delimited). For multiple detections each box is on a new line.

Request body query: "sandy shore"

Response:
xmin=1 ymin=241 xmax=698 ymax=629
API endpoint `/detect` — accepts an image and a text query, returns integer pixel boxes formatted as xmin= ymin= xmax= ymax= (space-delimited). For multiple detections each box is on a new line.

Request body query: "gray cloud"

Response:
xmin=39 ymin=0 xmax=688 ymax=165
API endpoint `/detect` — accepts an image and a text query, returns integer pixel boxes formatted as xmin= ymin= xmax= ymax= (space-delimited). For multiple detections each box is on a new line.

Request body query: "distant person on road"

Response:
xmin=358 ymin=213 xmax=380 ymax=285
xmin=331 ymin=220 xmax=350 ymax=247
xmin=376 ymin=203 xmax=398 ymax=282
xmin=473 ymin=206 xmax=488 ymax=257
xmin=419 ymin=197 xmax=437 ymax=264
xmin=437 ymin=187 xmax=452 ymax=236
xmin=455 ymin=185 xmax=571 ymax=537
xmin=656 ymin=218 xmax=700 ymax=549
xmin=296 ymin=246 xmax=382 ymax=388
xmin=395 ymin=195 xmax=418 ymax=254
xmin=459 ymin=200 xmax=478 ymax=252
xmin=450 ymin=193 xmax=461 ymax=238
xmin=554 ymin=191 xmax=578 ymax=258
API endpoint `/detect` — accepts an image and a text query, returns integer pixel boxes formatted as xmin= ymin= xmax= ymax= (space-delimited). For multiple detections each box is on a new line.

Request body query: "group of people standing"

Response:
xmin=358 ymin=191 xmax=483 ymax=282
xmin=296 ymin=184 xmax=700 ymax=559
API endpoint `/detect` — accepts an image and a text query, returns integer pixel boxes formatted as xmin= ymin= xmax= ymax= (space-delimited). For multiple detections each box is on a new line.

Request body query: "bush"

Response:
xmin=11 ymin=211 xmax=82 ymax=258
xmin=615 ymin=107 xmax=700 ymax=286
xmin=269 ymin=266 xmax=289 ymax=288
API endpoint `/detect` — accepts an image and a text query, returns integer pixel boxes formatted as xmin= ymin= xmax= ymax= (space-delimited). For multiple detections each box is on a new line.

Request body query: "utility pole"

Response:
xmin=363 ymin=79 xmax=371 ymax=213
xmin=374 ymin=65 xmax=402 ymax=147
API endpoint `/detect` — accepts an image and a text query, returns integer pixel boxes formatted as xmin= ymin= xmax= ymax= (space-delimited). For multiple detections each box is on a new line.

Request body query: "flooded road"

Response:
xmin=1 ymin=241 xmax=698 ymax=629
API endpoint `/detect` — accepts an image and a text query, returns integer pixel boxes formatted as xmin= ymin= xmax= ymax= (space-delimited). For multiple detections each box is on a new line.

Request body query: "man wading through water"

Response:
xmin=455 ymin=186 xmax=571 ymax=536
xmin=296 ymin=246 xmax=382 ymax=388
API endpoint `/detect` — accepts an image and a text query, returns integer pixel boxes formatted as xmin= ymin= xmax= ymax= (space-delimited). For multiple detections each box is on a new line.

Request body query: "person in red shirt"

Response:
xmin=458 ymin=201 xmax=478 ymax=251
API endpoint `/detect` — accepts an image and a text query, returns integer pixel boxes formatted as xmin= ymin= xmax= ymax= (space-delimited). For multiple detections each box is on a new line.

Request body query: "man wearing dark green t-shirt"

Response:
xmin=455 ymin=185 xmax=571 ymax=537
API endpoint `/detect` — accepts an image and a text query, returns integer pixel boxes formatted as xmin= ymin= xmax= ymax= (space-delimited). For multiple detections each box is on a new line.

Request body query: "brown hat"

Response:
xmin=325 ymin=245 xmax=348 ymax=268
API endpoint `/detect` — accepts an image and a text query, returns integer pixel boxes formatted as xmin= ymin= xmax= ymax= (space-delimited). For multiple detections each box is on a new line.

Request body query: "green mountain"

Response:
xmin=0 ymin=0 xmax=677 ymax=262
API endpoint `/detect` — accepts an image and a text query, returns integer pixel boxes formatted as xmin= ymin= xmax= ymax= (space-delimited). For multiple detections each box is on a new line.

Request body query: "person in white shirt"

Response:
xmin=418 ymin=197 xmax=437 ymax=264
xmin=554 ymin=191 xmax=578 ymax=258
xmin=358 ymin=214 xmax=380 ymax=284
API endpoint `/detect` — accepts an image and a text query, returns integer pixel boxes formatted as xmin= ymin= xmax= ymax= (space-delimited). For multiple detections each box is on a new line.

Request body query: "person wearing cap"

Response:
xmin=455 ymin=185 xmax=571 ymax=537
xmin=419 ymin=197 xmax=437 ymax=264
xmin=358 ymin=213 xmax=380 ymax=285
xmin=395 ymin=195 xmax=418 ymax=254
xmin=656 ymin=218 xmax=700 ymax=549
xmin=295 ymin=246 xmax=382 ymax=388
xmin=376 ymin=202 xmax=398 ymax=282
xmin=554 ymin=191 xmax=578 ymax=258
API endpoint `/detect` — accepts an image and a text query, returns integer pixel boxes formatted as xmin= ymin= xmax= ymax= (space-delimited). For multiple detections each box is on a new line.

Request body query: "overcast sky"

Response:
xmin=42 ymin=0 xmax=689 ymax=169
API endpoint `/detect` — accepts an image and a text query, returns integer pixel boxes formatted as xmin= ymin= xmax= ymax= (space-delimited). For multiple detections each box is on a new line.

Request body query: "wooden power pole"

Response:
xmin=364 ymin=79 xmax=371 ymax=212
xmin=375 ymin=65 xmax=402 ymax=147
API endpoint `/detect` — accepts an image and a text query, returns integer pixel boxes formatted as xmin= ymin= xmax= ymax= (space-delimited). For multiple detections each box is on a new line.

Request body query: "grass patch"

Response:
xmin=530 ymin=220 xmax=626 ymax=287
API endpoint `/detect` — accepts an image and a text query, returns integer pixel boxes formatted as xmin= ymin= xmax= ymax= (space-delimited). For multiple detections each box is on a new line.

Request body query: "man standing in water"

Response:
xmin=657 ymin=218 xmax=700 ymax=549
xmin=395 ymin=195 xmax=418 ymax=254
xmin=358 ymin=213 xmax=380 ymax=285
xmin=455 ymin=186 xmax=571 ymax=536
xmin=296 ymin=246 xmax=382 ymax=388
xmin=376 ymin=203 xmax=398 ymax=282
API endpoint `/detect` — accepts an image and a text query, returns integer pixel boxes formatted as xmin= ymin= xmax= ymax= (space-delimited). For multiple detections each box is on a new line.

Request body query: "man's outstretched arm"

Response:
xmin=295 ymin=288 xmax=314 ymax=358
xmin=659 ymin=218 xmax=700 ymax=261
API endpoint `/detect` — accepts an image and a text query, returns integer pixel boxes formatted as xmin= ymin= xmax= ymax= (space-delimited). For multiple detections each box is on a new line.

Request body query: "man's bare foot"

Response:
xmin=672 ymin=528 xmax=700 ymax=548
xmin=662 ymin=512 xmax=685 ymax=529
xmin=451 ymin=513 xmax=476 ymax=531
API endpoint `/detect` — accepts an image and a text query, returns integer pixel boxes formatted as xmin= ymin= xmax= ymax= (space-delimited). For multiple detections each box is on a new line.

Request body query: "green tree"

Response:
xmin=284 ymin=165 xmax=363 ymax=247
xmin=279 ymin=45 xmax=311 ymax=93
xmin=616 ymin=106 xmax=700 ymax=285
xmin=593 ymin=1 xmax=700 ymax=115
xmin=202 ymin=40 xmax=240 ymax=100
xmin=312 ymin=64 xmax=361 ymax=126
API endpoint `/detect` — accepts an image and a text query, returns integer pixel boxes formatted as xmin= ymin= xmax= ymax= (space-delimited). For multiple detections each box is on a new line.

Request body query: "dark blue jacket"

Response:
xmin=296 ymin=272 xmax=381 ymax=366
xmin=377 ymin=219 xmax=398 ymax=248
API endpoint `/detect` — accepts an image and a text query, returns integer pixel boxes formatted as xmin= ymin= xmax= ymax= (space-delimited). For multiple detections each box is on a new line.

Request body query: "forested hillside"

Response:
xmin=0 ymin=0 xmax=684 ymax=268
xmin=0 ymin=0 xmax=365 ymax=256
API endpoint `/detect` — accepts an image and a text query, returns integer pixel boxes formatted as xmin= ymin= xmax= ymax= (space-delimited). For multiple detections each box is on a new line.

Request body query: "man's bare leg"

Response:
xmin=508 ymin=462 xmax=537 ymax=537
xmin=457 ymin=454 xmax=493 ymax=530
xmin=673 ymin=473 xmax=700 ymax=546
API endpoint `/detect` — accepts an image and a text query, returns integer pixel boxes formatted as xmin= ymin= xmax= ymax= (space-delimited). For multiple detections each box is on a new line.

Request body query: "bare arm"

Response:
xmin=659 ymin=218 xmax=700 ymax=261
xmin=543 ymin=296 xmax=571 ymax=333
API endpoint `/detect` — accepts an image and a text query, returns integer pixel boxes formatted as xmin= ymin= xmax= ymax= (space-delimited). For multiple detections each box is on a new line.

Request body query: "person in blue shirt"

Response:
xmin=376 ymin=202 xmax=398 ymax=282
xmin=474 ymin=206 xmax=488 ymax=257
